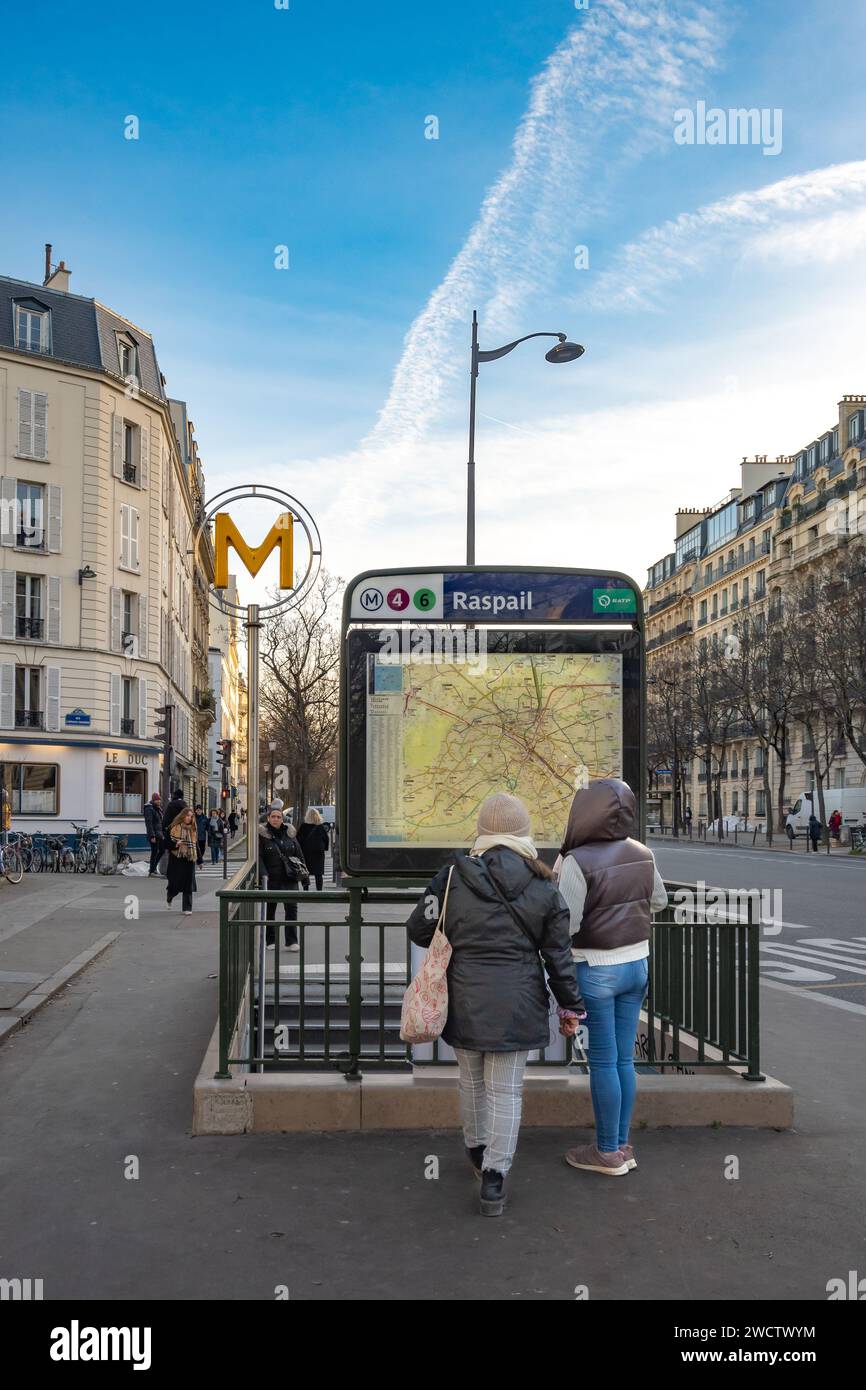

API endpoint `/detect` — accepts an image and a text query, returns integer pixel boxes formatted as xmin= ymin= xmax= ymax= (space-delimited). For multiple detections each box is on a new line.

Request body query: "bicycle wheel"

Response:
xmin=4 ymin=847 xmax=24 ymax=884
xmin=61 ymin=848 xmax=76 ymax=873
xmin=30 ymin=846 xmax=43 ymax=873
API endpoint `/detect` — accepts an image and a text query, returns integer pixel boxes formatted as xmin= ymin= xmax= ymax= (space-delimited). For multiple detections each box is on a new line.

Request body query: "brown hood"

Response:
xmin=561 ymin=778 xmax=637 ymax=851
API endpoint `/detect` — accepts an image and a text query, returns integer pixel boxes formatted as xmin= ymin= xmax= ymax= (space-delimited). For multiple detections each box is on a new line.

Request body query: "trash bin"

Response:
xmin=97 ymin=834 xmax=118 ymax=875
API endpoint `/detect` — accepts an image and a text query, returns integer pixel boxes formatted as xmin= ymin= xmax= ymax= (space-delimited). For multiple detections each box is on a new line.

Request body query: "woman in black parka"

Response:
xmin=296 ymin=808 xmax=329 ymax=890
xmin=407 ymin=792 xmax=583 ymax=1216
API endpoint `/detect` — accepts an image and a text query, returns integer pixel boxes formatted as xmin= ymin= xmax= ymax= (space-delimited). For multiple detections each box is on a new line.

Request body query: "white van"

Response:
xmin=785 ymin=788 xmax=866 ymax=840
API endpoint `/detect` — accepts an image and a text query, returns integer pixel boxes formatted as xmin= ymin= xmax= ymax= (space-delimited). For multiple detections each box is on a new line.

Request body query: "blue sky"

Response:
xmin=3 ymin=0 xmax=866 ymax=592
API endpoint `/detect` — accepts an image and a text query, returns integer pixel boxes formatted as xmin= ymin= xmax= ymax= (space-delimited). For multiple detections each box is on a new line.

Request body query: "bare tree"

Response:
xmin=784 ymin=569 xmax=841 ymax=842
xmin=260 ymin=571 xmax=343 ymax=822
xmin=813 ymin=539 xmax=866 ymax=772
xmin=682 ymin=637 xmax=737 ymax=837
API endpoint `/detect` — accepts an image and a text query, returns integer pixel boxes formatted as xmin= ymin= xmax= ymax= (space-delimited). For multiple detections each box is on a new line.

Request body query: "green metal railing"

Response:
xmin=215 ymin=871 xmax=765 ymax=1082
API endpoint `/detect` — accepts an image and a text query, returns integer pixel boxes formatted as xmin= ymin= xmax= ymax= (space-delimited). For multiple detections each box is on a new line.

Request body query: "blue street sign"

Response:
xmin=64 ymin=708 xmax=92 ymax=727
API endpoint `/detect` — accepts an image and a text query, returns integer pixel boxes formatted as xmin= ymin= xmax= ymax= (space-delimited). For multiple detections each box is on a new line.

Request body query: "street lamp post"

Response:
xmin=466 ymin=310 xmax=585 ymax=565
xmin=268 ymin=741 xmax=277 ymax=805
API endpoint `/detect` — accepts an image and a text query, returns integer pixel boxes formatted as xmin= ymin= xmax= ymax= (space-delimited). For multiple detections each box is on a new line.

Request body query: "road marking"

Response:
xmin=760 ymin=943 xmax=866 ymax=975
xmin=800 ymin=980 xmax=866 ymax=991
xmin=762 ymin=979 xmax=866 ymax=1016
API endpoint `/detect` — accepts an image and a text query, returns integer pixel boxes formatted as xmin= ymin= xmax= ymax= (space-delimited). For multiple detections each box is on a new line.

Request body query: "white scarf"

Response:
xmin=470 ymin=833 xmax=538 ymax=860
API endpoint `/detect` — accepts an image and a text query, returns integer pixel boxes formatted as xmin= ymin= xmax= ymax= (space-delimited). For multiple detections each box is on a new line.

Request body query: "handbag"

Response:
xmin=400 ymin=865 xmax=454 ymax=1043
xmin=274 ymin=838 xmax=310 ymax=886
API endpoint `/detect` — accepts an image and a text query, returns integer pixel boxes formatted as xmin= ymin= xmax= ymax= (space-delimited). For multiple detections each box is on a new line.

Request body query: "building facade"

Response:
xmin=208 ymin=575 xmax=241 ymax=813
xmin=0 ymin=256 xmax=212 ymax=845
xmin=645 ymin=395 xmax=866 ymax=829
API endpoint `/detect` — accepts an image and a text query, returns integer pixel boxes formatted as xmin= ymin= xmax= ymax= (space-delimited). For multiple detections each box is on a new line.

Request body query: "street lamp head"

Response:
xmin=545 ymin=340 xmax=585 ymax=364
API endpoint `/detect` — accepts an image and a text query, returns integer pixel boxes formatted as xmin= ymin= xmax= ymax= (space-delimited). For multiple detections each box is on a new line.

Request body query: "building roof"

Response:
xmin=0 ymin=274 xmax=166 ymax=401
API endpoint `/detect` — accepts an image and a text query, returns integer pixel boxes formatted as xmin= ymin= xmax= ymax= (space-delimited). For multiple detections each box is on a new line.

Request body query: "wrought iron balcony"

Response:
xmin=15 ymin=709 xmax=44 ymax=729
xmin=123 ymin=462 xmax=137 ymax=484
xmin=16 ymin=616 xmax=44 ymax=638
xmin=120 ymin=717 xmax=135 ymax=735
xmin=16 ymin=531 xmax=45 ymax=549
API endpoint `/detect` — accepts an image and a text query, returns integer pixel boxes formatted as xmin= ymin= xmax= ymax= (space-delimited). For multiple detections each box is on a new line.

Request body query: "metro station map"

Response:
xmin=365 ymin=652 xmax=623 ymax=848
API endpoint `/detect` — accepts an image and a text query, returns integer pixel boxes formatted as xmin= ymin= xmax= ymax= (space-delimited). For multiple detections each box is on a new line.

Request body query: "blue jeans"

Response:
xmin=577 ymin=957 xmax=649 ymax=1153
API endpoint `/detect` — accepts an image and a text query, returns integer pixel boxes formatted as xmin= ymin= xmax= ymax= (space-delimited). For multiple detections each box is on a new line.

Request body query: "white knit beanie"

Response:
xmin=476 ymin=792 xmax=531 ymax=837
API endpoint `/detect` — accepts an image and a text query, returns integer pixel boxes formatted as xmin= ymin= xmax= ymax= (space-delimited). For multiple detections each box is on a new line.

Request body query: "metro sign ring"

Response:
xmin=189 ymin=483 xmax=322 ymax=617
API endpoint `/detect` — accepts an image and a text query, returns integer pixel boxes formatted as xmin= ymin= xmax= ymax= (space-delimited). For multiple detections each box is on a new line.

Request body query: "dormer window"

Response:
xmin=819 ymin=436 xmax=831 ymax=463
xmin=14 ymin=303 xmax=50 ymax=354
xmin=118 ymin=337 xmax=138 ymax=383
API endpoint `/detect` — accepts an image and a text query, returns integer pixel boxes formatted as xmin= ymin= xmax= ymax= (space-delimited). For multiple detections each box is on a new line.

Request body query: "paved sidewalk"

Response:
xmin=0 ymin=866 xmax=862 ymax=1299
xmin=648 ymin=831 xmax=858 ymax=858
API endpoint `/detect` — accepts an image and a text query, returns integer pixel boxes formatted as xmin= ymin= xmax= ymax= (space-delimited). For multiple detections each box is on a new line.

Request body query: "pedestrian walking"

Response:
xmin=194 ymin=805 xmax=208 ymax=866
xmin=684 ymin=805 xmax=693 ymax=835
xmin=297 ymin=808 xmax=329 ymax=891
xmin=162 ymin=787 xmax=186 ymax=830
xmin=554 ymin=778 xmax=668 ymax=1178
xmin=829 ymin=809 xmax=842 ymax=844
xmin=259 ymin=805 xmax=308 ymax=950
xmin=406 ymin=792 xmax=583 ymax=1217
xmin=166 ymin=808 xmax=198 ymax=915
xmin=208 ymin=809 xmax=225 ymax=864
xmin=228 ymin=808 xmax=239 ymax=839
xmin=808 ymin=812 xmax=822 ymax=852
xmin=144 ymin=793 xmax=164 ymax=877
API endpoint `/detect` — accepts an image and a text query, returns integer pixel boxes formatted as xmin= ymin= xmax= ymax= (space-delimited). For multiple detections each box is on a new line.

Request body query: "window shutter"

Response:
xmin=1 ymin=476 xmax=17 ymax=546
xmin=112 ymin=412 xmax=124 ymax=478
xmin=110 ymin=672 xmax=121 ymax=736
xmin=0 ymin=572 xmax=14 ymax=638
xmin=139 ymin=423 xmax=149 ymax=490
xmin=162 ymin=444 xmax=169 ymax=512
xmin=45 ymin=665 xmax=61 ymax=732
xmin=47 ymin=576 xmax=61 ymax=644
xmin=120 ymin=506 xmax=130 ymax=568
xmin=47 ymin=485 xmax=62 ymax=552
xmin=138 ymin=677 xmax=147 ymax=739
xmin=0 ymin=662 xmax=14 ymax=729
xmin=110 ymin=587 xmax=123 ymax=652
xmin=17 ymin=389 xmax=33 ymax=456
xmin=130 ymin=508 xmax=140 ymax=569
xmin=33 ymin=392 xmax=48 ymax=460
xmin=138 ymin=592 xmax=148 ymax=658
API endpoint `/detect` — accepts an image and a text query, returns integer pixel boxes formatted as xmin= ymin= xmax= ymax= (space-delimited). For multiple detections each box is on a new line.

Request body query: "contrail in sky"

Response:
xmin=363 ymin=0 xmax=725 ymax=449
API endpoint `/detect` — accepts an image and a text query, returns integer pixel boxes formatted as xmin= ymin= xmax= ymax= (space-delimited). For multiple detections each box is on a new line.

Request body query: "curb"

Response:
xmin=192 ymin=1021 xmax=795 ymax=1136
xmin=0 ymin=932 xmax=121 ymax=1047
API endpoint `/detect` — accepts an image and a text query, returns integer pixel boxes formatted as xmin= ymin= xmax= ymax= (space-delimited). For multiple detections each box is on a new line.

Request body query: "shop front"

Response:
xmin=0 ymin=735 xmax=161 ymax=849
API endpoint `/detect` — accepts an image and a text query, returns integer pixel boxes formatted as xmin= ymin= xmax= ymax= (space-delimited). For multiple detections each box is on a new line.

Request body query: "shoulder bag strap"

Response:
xmin=485 ymin=866 xmax=541 ymax=954
xmin=433 ymin=865 xmax=455 ymax=935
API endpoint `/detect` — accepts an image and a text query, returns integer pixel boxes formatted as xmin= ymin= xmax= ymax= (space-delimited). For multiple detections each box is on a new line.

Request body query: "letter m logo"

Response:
xmin=213 ymin=512 xmax=294 ymax=589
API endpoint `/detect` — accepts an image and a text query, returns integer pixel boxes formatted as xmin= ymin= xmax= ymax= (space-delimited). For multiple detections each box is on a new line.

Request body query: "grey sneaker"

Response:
xmin=620 ymin=1143 xmax=637 ymax=1171
xmin=565 ymin=1144 xmax=628 ymax=1176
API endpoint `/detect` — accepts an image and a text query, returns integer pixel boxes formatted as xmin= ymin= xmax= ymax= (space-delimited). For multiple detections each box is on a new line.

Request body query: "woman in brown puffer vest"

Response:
xmin=554 ymin=779 xmax=667 ymax=1177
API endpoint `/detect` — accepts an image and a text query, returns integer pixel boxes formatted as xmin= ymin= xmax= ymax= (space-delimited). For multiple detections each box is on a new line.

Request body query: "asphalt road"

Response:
xmin=653 ymin=840 xmax=866 ymax=1012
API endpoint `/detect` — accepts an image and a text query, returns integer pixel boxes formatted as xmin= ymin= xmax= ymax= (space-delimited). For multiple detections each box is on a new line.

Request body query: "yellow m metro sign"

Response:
xmin=213 ymin=511 xmax=294 ymax=589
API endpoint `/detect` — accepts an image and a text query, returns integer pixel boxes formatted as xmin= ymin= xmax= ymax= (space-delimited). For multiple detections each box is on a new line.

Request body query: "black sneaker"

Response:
xmin=466 ymin=1144 xmax=485 ymax=1180
xmin=479 ymin=1169 xmax=506 ymax=1217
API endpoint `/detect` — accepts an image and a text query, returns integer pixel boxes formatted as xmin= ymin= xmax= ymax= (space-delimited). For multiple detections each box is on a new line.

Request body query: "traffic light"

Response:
xmin=155 ymin=704 xmax=174 ymax=746
xmin=216 ymin=739 xmax=232 ymax=770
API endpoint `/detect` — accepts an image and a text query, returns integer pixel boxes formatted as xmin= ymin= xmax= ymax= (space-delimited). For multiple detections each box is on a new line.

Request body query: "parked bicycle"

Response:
xmin=71 ymin=822 xmax=100 ymax=874
xmin=1 ymin=837 xmax=24 ymax=883
xmin=7 ymin=830 xmax=40 ymax=873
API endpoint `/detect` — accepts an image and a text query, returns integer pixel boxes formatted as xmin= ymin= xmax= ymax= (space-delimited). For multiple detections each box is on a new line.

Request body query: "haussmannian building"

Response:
xmin=644 ymin=394 xmax=866 ymax=828
xmin=0 ymin=252 xmax=213 ymax=846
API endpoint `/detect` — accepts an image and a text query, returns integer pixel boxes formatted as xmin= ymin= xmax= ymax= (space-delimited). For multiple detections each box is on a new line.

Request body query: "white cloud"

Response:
xmin=589 ymin=159 xmax=866 ymax=310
